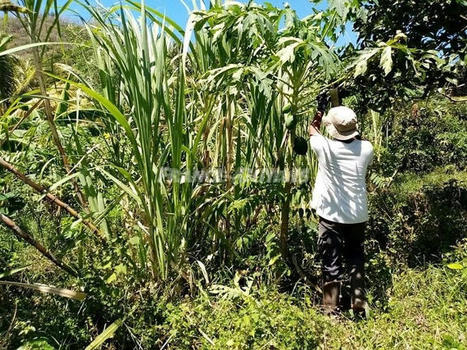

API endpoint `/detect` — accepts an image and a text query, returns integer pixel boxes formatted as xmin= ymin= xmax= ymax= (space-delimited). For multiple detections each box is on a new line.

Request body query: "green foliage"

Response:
xmin=368 ymin=172 xmax=466 ymax=268
xmin=354 ymin=0 xmax=467 ymax=59
xmin=341 ymin=260 xmax=467 ymax=349
xmin=1 ymin=0 xmax=466 ymax=348
xmin=84 ymin=318 xmax=123 ymax=350
xmin=372 ymin=99 xmax=467 ymax=175
xmin=342 ymin=35 xmax=453 ymax=113
xmin=337 ymin=0 xmax=467 ymax=112
xmin=284 ymin=113 xmax=296 ymax=130
xmin=160 ymin=255 xmax=467 ymax=349
xmin=164 ymin=291 xmax=326 ymax=349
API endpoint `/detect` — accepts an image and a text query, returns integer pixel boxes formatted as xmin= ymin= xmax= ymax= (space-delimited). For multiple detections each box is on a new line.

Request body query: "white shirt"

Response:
xmin=310 ymin=134 xmax=374 ymax=224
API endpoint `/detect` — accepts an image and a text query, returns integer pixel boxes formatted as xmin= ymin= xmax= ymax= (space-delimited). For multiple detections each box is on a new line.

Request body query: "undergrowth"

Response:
xmin=1 ymin=168 xmax=466 ymax=349
xmin=160 ymin=241 xmax=466 ymax=349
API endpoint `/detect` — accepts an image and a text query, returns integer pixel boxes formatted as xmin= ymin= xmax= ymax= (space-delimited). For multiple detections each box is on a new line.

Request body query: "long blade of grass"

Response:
xmin=85 ymin=319 xmax=123 ymax=350
xmin=0 ymin=42 xmax=69 ymax=56
xmin=0 ymin=281 xmax=86 ymax=300
xmin=0 ymin=266 xmax=30 ymax=279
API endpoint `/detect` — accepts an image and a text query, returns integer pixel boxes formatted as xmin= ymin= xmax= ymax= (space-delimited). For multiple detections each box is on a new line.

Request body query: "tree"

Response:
xmin=311 ymin=0 xmax=467 ymax=112
xmin=354 ymin=0 xmax=466 ymax=57
xmin=354 ymin=0 xmax=467 ymax=98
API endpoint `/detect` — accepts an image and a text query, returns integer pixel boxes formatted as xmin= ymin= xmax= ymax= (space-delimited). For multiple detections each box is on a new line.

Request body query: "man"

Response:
xmin=308 ymin=106 xmax=374 ymax=315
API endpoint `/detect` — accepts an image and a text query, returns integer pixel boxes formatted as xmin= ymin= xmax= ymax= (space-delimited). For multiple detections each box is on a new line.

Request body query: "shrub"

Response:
xmin=367 ymin=173 xmax=467 ymax=268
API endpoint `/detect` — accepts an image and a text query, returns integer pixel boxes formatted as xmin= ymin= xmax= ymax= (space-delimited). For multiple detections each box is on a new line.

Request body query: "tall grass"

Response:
xmin=67 ymin=1 xmax=340 ymax=281
xmin=72 ymin=2 xmax=202 ymax=280
xmin=2 ymin=0 xmax=338 ymax=282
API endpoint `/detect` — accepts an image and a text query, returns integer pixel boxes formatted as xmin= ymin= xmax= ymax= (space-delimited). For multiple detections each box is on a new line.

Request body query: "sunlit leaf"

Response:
xmin=447 ymin=263 xmax=463 ymax=270
xmin=0 ymin=281 xmax=86 ymax=300
xmin=380 ymin=46 xmax=393 ymax=76
xmin=85 ymin=319 xmax=123 ymax=350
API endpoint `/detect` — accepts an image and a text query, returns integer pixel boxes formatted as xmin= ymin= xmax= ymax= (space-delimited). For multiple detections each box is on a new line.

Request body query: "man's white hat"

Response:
xmin=323 ymin=106 xmax=359 ymax=141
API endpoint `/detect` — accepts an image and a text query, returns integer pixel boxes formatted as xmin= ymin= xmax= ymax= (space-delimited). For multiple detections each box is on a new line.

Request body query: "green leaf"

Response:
xmin=17 ymin=339 xmax=54 ymax=350
xmin=196 ymin=260 xmax=210 ymax=285
xmin=95 ymin=166 xmax=142 ymax=206
xmin=354 ymin=59 xmax=368 ymax=77
xmin=106 ymin=273 xmax=117 ymax=284
xmin=328 ymin=0 xmax=349 ymax=19
xmin=128 ymin=236 xmax=140 ymax=246
xmin=351 ymin=48 xmax=379 ymax=77
xmin=0 ymin=266 xmax=29 ymax=279
xmin=268 ymin=254 xmax=281 ymax=266
xmin=0 ymin=42 xmax=68 ymax=57
xmin=47 ymin=172 xmax=80 ymax=192
xmin=114 ymin=264 xmax=127 ymax=275
xmin=380 ymin=46 xmax=393 ymax=76
xmin=447 ymin=262 xmax=463 ymax=270
xmin=0 ymin=192 xmax=16 ymax=201
xmin=85 ymin=319 xmax=123 ymax=350
xmin=276 ymin=37 xmax=303 ymax=64
xmin=0 ymin=34 xmax=12 ymax=50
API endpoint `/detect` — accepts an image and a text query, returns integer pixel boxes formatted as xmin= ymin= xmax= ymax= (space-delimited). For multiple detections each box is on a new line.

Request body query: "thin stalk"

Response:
xmin=278 ymin=65 xmax=307 ymax=266
xmin=31 ymin=46 xmax=87 ymax=208
xmin=225 ymin=97 xmax=234 ymax=189
xmin=279 ymin=129 xmax=294 ymax=263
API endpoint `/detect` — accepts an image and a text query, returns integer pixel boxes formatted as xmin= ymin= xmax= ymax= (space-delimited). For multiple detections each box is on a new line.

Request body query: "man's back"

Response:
xmin=310 ymin=134 xmax=374 ymax=224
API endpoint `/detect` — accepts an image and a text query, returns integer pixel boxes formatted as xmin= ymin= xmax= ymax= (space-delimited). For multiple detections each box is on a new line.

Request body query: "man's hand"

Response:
xmin=309 ymin=111 xmax=323 ymax=137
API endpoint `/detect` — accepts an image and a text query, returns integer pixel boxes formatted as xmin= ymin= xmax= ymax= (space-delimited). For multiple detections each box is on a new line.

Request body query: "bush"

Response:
xmin=158 ymin=250 xmax=467 ymax=349
xmin=368 ymin=173 xmax=466 ymax=268
xmin=373 ymin=99 xmax=467 ymax=176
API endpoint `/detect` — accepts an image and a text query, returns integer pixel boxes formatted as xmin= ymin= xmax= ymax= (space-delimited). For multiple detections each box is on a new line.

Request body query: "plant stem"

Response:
xmin=279 ymin=128 xmax=294 ymax=264
xmin=32 ymin=45 xmax=87 ymax=209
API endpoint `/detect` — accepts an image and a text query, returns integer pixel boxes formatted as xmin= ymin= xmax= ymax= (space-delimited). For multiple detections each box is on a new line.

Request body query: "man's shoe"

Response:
xmin=351 ymin=297 xmax=369 ymax=319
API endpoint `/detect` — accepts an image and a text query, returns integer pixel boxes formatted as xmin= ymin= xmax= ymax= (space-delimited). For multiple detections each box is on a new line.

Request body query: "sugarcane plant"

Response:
xmin=72 ymin=0 xmax=340 ymax=280
xmin=1 ymin=0 xmax=339 ymax=284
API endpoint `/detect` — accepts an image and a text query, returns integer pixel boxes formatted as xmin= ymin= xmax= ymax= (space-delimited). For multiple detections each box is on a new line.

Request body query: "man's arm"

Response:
xmin=309 ymin=111 xmax=323 ymax=137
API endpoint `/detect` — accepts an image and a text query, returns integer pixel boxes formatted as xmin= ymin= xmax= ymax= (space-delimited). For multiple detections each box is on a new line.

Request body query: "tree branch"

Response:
xmin=0 ymin=213 xmax=77 ymax=276
xmin=0 ymin=156 xmax=105 ymax=242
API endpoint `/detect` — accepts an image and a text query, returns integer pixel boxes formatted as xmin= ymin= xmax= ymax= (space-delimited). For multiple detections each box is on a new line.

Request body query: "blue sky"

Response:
xmin=64 ymin=0 xmax=320 ymax=24
xmin=61 ymin=0 xmax=357 ymax=45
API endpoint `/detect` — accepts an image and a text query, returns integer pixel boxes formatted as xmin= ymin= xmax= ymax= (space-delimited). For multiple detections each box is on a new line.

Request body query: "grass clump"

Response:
xmin=395 ymin=166 xmax=467 ymax=196
xmin=339 ymin=264 xmax=466 ymax=349
xmin=164 ymin=290 xmax=330 ymax=349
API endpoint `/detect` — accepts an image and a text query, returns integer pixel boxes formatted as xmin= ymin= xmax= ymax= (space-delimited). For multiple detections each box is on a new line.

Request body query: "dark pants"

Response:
xmin=318 ymin=217 xmax=366 ymax=301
